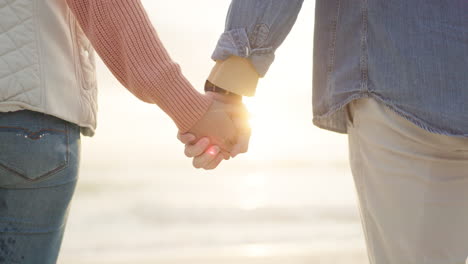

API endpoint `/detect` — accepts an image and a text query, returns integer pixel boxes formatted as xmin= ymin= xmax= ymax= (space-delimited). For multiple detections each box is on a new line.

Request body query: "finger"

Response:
xmin=218 ymin=136 xmax=237 ymax=153
xmin=177 ymin=133 xmax=196 ymax=144
xmin=185 ymin=137 xmax=210 ymax=157
xmin=193 ymin=146 xmax=220 ymax=169
xmin=239 ymin=134 xmax=251 ymax=154
xmin=204 ymin=154 xmax=224 ymax=170
xmin=220 ymin=151 xmax=231 ymax=160
xmin=230 ymin=117 xmax=252 ymax=158
xmin=230 ymin=132 xmax=251 ymax=158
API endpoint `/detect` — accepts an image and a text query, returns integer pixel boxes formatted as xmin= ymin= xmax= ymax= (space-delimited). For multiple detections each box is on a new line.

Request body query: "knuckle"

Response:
xmin=205 ymin=163 xmax=216 ymax=170
xmin=193 ymin=157 xmax=208 ymax=169
xmin=193 ymin=161 xmax=202 ymax=169
xmin=197 ymin=137 xmax=208 ymax=145
xmin=184 ymin=147 xmax=193 ymax=157
xmin=225 ymin=138 xmax=237 ymax=149
xmin=241 ymin=145 xmax=249 ymax=153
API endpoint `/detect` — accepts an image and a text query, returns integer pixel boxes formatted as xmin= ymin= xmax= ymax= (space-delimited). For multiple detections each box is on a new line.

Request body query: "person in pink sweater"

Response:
xmin=66 ymin=0 xmax=250 ymax=166
xmin=0 ymin=1 xmax=249 ymax=263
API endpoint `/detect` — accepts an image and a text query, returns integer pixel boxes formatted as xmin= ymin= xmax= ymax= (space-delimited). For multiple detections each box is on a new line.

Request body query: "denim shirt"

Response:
xmin=212 ymin=0 xmax=468 ymax=137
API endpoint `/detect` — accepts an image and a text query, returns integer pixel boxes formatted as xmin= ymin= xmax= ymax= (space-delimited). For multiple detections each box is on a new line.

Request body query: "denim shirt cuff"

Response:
xmin=211 ymin=28 xmax=275 ymax=77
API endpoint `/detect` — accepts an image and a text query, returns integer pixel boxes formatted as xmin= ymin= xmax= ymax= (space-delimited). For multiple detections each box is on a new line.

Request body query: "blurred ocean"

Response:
xmin=58 ymin=162 xmax=369 ymax=264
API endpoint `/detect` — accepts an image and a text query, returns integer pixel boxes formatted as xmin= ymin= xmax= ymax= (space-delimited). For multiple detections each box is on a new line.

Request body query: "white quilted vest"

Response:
xmin=0 ymin=0 xmax=98 ymax=136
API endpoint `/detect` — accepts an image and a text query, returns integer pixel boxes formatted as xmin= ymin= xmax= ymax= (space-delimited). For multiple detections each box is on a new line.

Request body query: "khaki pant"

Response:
xmin=347 ymin=98 xmax=468 ymax=264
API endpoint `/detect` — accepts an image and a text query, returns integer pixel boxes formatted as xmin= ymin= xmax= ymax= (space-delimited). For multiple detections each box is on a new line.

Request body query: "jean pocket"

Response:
xmin=0 ymin=123 xmax=69 ymax=187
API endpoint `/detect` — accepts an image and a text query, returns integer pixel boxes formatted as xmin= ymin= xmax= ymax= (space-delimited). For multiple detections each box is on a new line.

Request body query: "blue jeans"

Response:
xmin=0 ymin=110 xmax=80 ymax=264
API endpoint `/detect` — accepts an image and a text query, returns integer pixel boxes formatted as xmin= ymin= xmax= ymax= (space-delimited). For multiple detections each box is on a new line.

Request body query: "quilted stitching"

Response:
xmin=0 ymin=0 xmax=40 ymax=105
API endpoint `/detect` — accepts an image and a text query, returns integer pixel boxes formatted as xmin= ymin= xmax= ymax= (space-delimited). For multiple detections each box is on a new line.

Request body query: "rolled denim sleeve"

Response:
xmin=212 ymin=0 xmax=304 ymax=77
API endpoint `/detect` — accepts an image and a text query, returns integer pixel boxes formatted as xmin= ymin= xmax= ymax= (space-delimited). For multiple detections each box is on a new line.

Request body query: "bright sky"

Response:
xmin=81 ymin=0 xmax=349 ymax=168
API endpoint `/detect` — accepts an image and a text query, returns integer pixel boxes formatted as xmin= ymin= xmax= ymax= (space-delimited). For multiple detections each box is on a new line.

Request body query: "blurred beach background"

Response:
xmin=58 ymin=1 xmax=369 ymax=263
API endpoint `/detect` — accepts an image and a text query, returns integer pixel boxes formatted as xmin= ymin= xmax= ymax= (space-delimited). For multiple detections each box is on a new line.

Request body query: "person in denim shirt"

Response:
xmin=179 ymin=1 xmax=468 ymax=263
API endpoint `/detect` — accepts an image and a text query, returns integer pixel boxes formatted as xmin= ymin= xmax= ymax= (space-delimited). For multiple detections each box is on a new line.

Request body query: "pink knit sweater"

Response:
xmin=66 ymin=0 xmax=212 ymax=132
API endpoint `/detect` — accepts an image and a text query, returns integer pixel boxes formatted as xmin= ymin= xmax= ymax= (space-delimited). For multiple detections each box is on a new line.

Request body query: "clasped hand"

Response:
xmin=177 ymin=92 xmax=250 ymax=170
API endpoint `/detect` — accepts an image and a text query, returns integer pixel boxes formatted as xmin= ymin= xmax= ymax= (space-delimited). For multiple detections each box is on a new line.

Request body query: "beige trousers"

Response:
xmin=347 ymin=98 xmax=468 ymax=264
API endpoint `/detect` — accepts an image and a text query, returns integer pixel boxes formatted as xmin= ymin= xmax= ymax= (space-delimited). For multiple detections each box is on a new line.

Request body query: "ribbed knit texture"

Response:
xmin=66 ymin=0 xmax=212 ymax=132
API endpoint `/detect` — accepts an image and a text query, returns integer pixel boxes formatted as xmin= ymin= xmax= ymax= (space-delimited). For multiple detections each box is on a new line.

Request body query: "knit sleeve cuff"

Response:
xmin=142 ymin=65 xmax=213 ymax=133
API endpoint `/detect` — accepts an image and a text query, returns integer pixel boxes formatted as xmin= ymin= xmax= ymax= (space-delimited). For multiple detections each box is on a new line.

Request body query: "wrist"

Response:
xmin=208 ymin=56 xmax=260 ymax=97
xmin=205 ymin=80 xmax=243 ymax=103
xmin=206 ymin=91 xmax=243 ymax=105
xmin=152 ymin=72 xmax=213 ymax=133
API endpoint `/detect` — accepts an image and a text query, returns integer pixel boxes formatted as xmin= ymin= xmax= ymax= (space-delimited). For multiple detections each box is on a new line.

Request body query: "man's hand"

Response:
xmin=178 ymin=92 xmax=251 ymax=170
xmin=207 ymin=92 xmax=251 ymax=158
xmin=186 ymin=98 xmax=239 ymax=153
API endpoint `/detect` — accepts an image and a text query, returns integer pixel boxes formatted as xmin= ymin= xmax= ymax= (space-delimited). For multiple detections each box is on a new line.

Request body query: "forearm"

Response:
xmin=66 ymin=0 xmax=211 ymax=132
xmin=210 ymin=0 xmax=304 ymax=96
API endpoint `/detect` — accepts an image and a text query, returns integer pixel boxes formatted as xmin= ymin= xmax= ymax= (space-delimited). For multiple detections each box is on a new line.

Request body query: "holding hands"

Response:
xmin=178 ymin=92 xmax=251 ymax=170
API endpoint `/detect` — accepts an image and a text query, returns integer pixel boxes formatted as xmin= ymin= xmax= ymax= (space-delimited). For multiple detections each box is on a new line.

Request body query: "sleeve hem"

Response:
xmin=211 ymin=28 xmax=275 ymax=77
xmin=207 ymin=56 xmax=260 ymax=97
xmin=147 ymin=70 xmax=214 ymax=132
